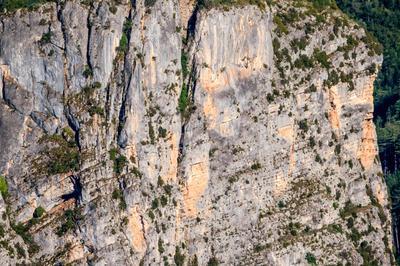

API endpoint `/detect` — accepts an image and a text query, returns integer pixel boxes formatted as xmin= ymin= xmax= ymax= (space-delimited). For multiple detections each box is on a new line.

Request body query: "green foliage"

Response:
xmin=158 ymin=238 xmax=164 ymax=253
xmin=198 ymin=0 xmax=266 ymax=10
xmin=43 ymin=134 xmax=79 ymax=175
xmin=151 ymin=198 xmax=159 ymax=209
xmin=11 ymin=222 xmax=39 ymax=255
xmin=148 ymin=121 xmax=155 ymax=144
xmin=118 ymin=33 xmax=129 ymax=54
xmin=0 ymin=0 xmax=52 ymax=12
xmin=313 ymin=49 xmax=331 ymax=69
xmin=298 ymin=119 xmax=309 ymax=132
xmin=179 ymin=84 xmax=189 ymax=115
xmin=109 ymin=148 xmax=127 ymax=175
xmin=174 ymin=246 xmax=185 ymax=266
xmin=181 ymin=51 xmax=189 ymax=79
xmin=158 ymin=127 xmax=167 ymax=138
xmin=251 ymin=162 xmax=262 ymax=170
xmin=207 ymin=257 xmax=219 ymax=266
xmin=294 ymin=54 xmax=314 ymax=70
xmin=273 ymin=15 xmax=288 ymax=35
xmin=112 ymin=188 xmax=127 ymax=210
xmin=305 ymin=252 xmax=317 ymax=265
xmin=387 ymin=171 xmax=400 ymax=210
xmin=160 ymin=195 xmax=168 ymax=207
xmin=337 ymin=0 xmax=399 ymax=172
xmin=82 ymin=65 xmax=93 ymax=78
xmin=15 ymin=243 xmax=25 ymax=259
xmin=312 ymin=0 xmax=336 ymax=10
xmin=144 ymin=0 xmax=157 ymax=7
xmin=88 ymin=106 xmax=104 ymax=116
xmin=56 ymin=208 xmax=82 ymax=236
xmin=0 ymin=176 xmax=8 ymax=199
xmin=33 ymin=206 xmax=45 ymax=218
xmin=0 ymin=223 xmax=5 ymax=238
xmin=339 ymin=201 xmax=359 ymax=219
xmin=358 ymin=241 xmax=379 ymax=265
xmin=40 ymin=31 xmax=52 ymax=45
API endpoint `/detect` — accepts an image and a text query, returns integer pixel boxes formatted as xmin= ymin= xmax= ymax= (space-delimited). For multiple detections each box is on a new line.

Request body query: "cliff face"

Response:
xmin=0 ymin=0 xmax=393 ymax=265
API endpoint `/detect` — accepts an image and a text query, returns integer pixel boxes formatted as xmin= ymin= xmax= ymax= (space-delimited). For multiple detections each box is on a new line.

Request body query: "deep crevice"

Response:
xmin=57 ymin=1 xmax=81 ymax=150
xmin=85 ymin=5 xmax=94 ymax=74
xmin=117 ymin=7 xmax=135 ymax=148
xmin=178 ymin=5 xmax=200 ymax=159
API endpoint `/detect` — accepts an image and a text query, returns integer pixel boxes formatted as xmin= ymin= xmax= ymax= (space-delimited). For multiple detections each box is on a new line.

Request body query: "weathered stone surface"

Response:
xmin=0 ymin=0 xmax=393 ymax=265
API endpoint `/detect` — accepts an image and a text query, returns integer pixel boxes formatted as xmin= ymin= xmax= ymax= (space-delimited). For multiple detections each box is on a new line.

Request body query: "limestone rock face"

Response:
xmin=0 ymin=1 xmax=394 ymax=265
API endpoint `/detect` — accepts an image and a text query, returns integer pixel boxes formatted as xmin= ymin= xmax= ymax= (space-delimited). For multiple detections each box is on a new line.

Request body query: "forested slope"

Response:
xmin=337 ymin=0 xmax=400 ymax=259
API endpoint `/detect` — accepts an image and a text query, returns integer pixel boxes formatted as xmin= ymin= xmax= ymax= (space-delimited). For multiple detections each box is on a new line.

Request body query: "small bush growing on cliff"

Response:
xmin=144 ymin=0 xmax=157 ymax=7
xmin=56 ymin=208 xmax=82 ymax=236
xmin=206 ymin=256 xmax=219 ymax=266
xmin=33 ymin=206 xmax=45 ymax=218
xmin=251 ymin=162 xmax=262 ymax=170
xmin=178 ymin=84 xmax=189 ymax=115
xmin=109 ymin=148 xmax=127 ymax=175
xmin=298 ymin=119 xmax=309 ymax=132
xmin=0 ymin=176 xmax=8 ymax=199
xmin=118 ymin=33 xmax=129 ymax=54
xmin=174 ymin=246 xmax=185 ymax=266
xmin=112 ymin=188 xmax=127 ymax=210
xmin=305 ymin=252 xmax=317 ymax=265
xmin=39 ymin=134 xmax=79 ymax=175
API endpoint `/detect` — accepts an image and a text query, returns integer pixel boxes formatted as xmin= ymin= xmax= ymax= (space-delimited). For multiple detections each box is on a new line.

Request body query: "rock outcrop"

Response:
xmin=0 ymin=0 xmax=394 ymax=265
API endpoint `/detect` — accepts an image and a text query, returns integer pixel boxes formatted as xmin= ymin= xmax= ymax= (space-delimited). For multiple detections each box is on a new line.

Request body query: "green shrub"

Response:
xmin=298 ymin=119 xmax=309 ymax=132
xmin=312 ymin=0 xmax=336 ymax=10
xmin=88 ymin=106 xmax=104 ymax=116
xmin=33 ymin=206 xmax=45 ymax=218
xmin=82 ymin=65 xmax=93 ymax=78
xmin=174 ymin=246 xmax=185 ymax=266
xmin=313 ymin=49 xmax=331 ymax=69
xmin=109 ymin=149 xmax=127 ymax=174
xmin=56 ymin=208 xmax=82 ymax=236
xmin=181 ymin=51 xmax=189 ymax=79
xmin=148 ymin=121 xmax=156 ymax=144
xmin=158 ymin=127 xmax=167 ymax=138
xmin=294 ymin=54 xmax=314 ymax=69
xmin=305 ymin=252 xmax=317 ymax=265
xmin=179 ymin=84 xmax=189 ymax=115
xmin=273 ymin=16 xmax=288 ymax=35
xmin=40 ymin=31 xmax=52 ymax=45
xmin=158 ymin=238 xmax=164 ymax=253
xmin=0 ymin=176 xmax=8 ymax=199
xmin=152 ymin=198 xmax=159 ymax=209
xmin=11 ymin=222 xmax=39 ymax=255
xmin=144 ymin=0 xmax=157 ymax=7
xmin=266 ymin=93 xmax=274 ymax=103
xmin=160 ymin=195 xmax=168 ymax=207
xmin=118 ymin=33 xmax=129 ymax=54
xmin=207 ymin=257 xmax=219 ymax=266
xmin=112 ymin=188 xmax=127 ymax=210
xmin=251 ymin=162 xmax=262 ymax=170
xmin=42 ymin=135 xmax=79 ymax=175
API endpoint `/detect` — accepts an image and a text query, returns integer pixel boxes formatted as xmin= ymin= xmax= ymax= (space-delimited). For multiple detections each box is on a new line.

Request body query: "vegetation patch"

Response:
xmin=38 ymin=134 xmax=80 ymax=175
xmin=109 ymin=148 xmax=127 ymax=175
xmin=0 ymin=0 xmax=53 ymax=12
xmin=0 ymin=176 xmax=8 ymax=199
xmin=56 ymin=208 xmax=82 ymax=236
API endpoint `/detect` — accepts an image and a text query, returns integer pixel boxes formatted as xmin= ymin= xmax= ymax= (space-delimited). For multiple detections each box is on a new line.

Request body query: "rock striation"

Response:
xmin=0 ymin=0 xmax=394 ymax=265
